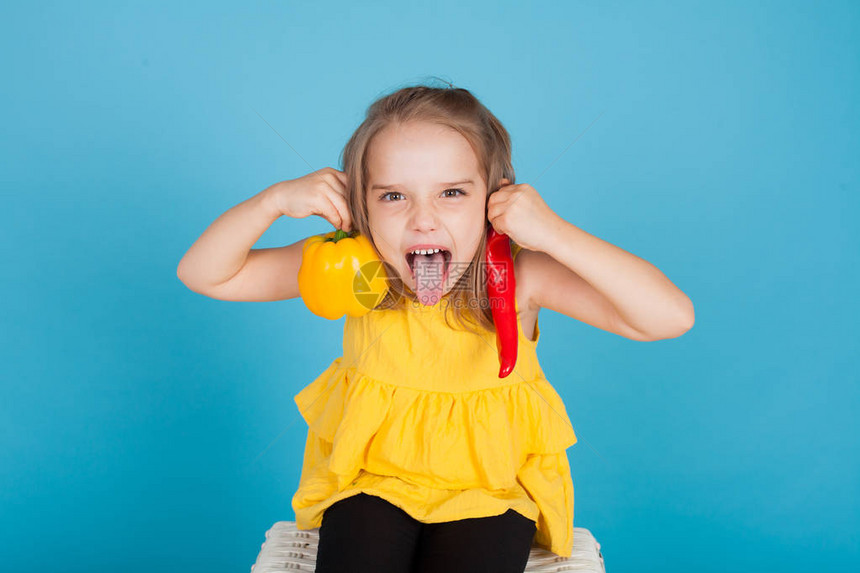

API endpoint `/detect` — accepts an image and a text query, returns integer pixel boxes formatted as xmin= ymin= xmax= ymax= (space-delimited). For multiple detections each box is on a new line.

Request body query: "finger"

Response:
xmin=319 ymin=170 xmax=346 ymax=196
xmin=325 ymin=188 xmax=353 ymax=232
xmin=486 ymin=204 xmax=503 ymax=226
xmin=331 ymin=168 xmax=348 ymax=188
xmin=486 ymin=197 xmax=508 ymax=218
xmin=317 ymin=193 xmax=344 ymax=230
xmin=487 ymin=216 xmax=505 ymax=236
xmin=488 ymin=188 xmax=512 ymax=205
xmin=321 ymin=167 xmax=348 ymax=193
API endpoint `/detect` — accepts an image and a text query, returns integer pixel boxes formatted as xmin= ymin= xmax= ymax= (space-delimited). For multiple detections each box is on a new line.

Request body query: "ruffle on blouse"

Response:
xmin=294 ymin=357 xmax=578 ymax=492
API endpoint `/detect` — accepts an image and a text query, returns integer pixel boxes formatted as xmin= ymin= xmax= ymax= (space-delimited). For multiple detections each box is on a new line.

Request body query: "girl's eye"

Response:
xmin=379 ymin=188 xmax=465 ymax=201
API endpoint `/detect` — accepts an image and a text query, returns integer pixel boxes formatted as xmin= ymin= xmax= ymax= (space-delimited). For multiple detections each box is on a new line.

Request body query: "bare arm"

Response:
xmin=533 ymin=215 xmax=695 ymax=340
xmin=177 ymin=186 xmax=281 ymax=292
xmin=488 ymin=180 xmax=693 ymax=341
xmin=176 ymin=168 xmax=352 ymax=301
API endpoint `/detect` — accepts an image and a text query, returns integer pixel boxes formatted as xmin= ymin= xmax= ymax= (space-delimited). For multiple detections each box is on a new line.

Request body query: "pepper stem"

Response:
xmin=332 ymin=229 xmax=350 ymax=242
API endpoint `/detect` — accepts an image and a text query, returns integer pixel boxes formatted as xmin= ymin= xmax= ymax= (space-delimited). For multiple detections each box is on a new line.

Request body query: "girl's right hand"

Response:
xmin=264 ymin=167 xmax=353 ymax=232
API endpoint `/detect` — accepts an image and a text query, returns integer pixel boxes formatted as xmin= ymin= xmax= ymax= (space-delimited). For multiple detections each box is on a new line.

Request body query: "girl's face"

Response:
xmin=365 ymin=120 xmax=488 ymax=304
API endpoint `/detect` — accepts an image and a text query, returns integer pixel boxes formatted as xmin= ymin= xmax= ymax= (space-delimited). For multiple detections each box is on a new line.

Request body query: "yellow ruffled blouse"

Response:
xmin=291 ymin=244 xmax=578 ymax=557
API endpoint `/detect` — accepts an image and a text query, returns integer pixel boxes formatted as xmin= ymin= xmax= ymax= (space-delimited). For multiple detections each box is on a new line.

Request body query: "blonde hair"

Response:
xmin=339 ymin=79 xmax=517 ymax=336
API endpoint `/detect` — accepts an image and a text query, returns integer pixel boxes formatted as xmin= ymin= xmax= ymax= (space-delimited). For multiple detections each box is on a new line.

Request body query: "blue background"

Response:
xmin=2 ymin=1 xmax=858 ymax=571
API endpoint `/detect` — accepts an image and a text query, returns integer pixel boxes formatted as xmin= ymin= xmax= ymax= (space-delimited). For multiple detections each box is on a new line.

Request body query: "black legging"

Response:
xmin=315 ymin=493 xmax=537 ymax=573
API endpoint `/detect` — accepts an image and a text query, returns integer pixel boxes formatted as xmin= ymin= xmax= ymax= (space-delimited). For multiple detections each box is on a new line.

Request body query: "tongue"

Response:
xmin=413 ymin=252 xmax=446 ymax=306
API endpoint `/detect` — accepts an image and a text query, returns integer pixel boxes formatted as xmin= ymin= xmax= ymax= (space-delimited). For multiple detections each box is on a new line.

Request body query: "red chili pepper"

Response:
xmin=485 ymin=226 xmax=518 ymax=378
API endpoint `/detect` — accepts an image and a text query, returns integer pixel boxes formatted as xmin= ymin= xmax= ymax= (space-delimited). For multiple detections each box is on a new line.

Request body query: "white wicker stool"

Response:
xmin=250 ymin=521 xmax=606 ymax=572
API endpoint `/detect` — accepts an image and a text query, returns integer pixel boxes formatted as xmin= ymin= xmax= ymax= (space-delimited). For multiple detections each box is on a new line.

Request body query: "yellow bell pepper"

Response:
xmin=298 ymin=229 xmax=389 ymax=320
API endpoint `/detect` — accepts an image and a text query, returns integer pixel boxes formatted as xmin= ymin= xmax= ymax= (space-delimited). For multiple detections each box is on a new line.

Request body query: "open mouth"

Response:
xmin=405 ymin=249 xmax=452 ymax=282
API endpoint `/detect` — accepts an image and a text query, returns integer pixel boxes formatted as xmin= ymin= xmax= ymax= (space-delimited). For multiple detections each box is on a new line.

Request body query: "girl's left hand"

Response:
xmin=486 ymin=179 xmax=560 ymax=252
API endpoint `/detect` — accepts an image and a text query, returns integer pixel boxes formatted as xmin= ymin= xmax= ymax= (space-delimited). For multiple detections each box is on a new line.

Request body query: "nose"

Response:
xmin=408 ymin=200 xmax=439 ymax=232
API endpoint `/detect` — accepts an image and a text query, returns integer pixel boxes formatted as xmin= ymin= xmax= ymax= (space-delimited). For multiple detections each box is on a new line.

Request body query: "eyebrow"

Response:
xmin=370 ymin=179 xmax=475 ymax=191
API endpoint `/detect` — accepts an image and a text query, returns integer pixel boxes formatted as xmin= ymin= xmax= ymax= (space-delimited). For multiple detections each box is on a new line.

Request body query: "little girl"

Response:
xmin=177 ymin=84 xmax=694 ymax=573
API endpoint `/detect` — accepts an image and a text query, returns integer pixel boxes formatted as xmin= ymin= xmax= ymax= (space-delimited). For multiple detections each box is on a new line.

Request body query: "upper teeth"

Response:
xmin=410 ymin=248 xmax=443 ymax=255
